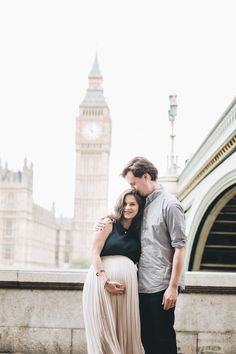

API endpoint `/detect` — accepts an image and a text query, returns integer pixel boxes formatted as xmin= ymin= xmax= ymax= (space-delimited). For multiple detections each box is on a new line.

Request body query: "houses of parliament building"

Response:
xmin=0 ymin=56 xmax=112 ymax=269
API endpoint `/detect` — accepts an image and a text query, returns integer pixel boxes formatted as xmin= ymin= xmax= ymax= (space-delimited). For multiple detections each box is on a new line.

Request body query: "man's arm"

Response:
xmin=162 ymin=247 xmax=186 ymax=310
xmin=94 ymin=216 xmax=113 ymax=231
xmin=162 ymin=199 xmax=187 ymax=310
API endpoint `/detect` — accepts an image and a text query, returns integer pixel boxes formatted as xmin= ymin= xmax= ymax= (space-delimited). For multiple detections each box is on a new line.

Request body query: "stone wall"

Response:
xmin=0 ymin=270 xmax=235 ymax=354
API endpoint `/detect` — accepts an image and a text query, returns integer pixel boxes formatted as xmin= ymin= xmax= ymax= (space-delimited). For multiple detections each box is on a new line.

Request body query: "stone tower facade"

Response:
xmin=0 ymin=159 xmax=68 ymax=269
xmin=72 ymin=56 xmax=112 ymax=265
xmin=0 ymin=56 xmax=111 ymax=269
xmin=0 ymin=159 xmax=33 ymax=267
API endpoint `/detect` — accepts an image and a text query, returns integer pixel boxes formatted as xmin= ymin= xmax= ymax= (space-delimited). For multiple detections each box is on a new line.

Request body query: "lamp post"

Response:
xmin=166 ymin=93 xmax=179 ymax=176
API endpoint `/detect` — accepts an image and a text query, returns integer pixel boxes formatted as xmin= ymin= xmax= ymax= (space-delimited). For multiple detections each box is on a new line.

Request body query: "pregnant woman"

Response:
xmin=82 ymin=188 xmax=144 ymax=354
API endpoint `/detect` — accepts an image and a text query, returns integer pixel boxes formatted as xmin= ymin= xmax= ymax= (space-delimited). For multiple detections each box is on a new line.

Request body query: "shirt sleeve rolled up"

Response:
xmin=164 ymin=201 xmax=187 ymax=248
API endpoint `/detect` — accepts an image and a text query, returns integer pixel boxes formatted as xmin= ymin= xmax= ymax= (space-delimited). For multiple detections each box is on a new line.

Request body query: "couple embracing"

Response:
xmin=83 ymin=156 xmax=187 ymax=354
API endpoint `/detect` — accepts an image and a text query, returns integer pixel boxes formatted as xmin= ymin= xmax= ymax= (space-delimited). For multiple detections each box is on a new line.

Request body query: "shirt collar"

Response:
xmin=145 ymin=184 xmax=163 ymax=205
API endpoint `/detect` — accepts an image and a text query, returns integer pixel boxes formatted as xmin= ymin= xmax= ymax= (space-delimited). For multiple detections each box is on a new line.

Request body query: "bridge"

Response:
xmin=178 ymin=96 xmax=236 ymax=272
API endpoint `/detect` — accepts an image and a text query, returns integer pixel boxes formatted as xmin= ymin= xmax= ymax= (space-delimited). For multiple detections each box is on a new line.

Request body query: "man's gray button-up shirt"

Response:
xmin=138 ymin=184 xmax=187 ymax=293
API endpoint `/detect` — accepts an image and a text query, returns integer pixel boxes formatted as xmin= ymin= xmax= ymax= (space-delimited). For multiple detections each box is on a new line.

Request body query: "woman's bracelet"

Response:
xmin=96 ymin=269 xmax=105 ymax=277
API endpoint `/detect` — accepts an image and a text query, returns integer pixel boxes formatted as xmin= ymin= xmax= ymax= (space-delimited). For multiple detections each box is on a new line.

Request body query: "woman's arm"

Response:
xmin=91 ymin=218 xmax=112 ymax=283
xmin=91 ymin=219 xmax=125 ymax=295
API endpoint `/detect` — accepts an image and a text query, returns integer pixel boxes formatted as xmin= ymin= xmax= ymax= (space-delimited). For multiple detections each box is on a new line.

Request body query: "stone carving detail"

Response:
xmin=198 ymin=345 xmax=222 ymax=354
xmin=179 ymin=135 xmax=236 ymax=200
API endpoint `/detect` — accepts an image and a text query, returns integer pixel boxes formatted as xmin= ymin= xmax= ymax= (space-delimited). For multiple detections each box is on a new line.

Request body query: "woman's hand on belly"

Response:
xmin=104 ymin=280 xmax=126 ymax=295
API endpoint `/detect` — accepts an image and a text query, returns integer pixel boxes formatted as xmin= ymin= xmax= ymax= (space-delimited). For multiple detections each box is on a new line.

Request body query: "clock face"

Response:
xmin=82 ymin=122 xmax=102 ymax=140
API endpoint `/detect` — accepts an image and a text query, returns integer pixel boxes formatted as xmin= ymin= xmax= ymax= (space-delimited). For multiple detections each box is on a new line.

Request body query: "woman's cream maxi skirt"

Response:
xmin=82 ymin=255 xmax=144 ymax=354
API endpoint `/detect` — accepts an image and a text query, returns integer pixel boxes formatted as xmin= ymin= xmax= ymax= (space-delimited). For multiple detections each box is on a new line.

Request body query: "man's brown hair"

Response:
xmin=121 ymin=156 xmax=158 ymax=181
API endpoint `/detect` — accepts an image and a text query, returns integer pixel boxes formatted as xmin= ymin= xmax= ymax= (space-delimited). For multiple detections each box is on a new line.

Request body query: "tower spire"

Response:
xmin=89 ymin=53 xmax=102 ymax=78
xmin=81 ymin=54 xmax=107 ymax=106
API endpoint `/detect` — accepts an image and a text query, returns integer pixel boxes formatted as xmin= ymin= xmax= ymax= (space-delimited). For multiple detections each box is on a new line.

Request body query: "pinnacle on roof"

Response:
xmin=89 ymin=54 xmax=102 ymax=78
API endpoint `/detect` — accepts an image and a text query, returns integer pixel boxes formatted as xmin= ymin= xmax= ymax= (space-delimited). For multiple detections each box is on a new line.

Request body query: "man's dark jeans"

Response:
xmin=139 ymin=290 xmax=177 ymax=354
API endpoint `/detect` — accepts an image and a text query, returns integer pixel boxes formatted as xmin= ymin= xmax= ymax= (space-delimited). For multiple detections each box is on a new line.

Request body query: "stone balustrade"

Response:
xmin=0 ymin=270 xmax=235 ymax=354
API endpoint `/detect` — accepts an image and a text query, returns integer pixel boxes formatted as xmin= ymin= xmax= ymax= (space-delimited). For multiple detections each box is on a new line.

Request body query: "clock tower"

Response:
xmin=72 ymin=55 xmax=112 ymax=265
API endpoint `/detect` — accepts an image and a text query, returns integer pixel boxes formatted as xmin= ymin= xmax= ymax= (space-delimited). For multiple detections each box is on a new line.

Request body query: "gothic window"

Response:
xmin=7 ymin=193 xmax=15 ymax=206
xmin=3 ymin=220 xmax=13 ymax=237
xmin=3 ymin=246 xmax=14 ymax=260
xmin=65 ymin=231 xmax=70 ymax=245
xmin=1 ymin=193 xmax=15 ymax=207
xmin=64 ymin=252 xmax=69 ymax=263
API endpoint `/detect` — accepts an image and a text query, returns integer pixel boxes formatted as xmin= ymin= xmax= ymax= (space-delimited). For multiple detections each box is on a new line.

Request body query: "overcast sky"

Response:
xmin=0 ymin=0 xmax=235 ymax=217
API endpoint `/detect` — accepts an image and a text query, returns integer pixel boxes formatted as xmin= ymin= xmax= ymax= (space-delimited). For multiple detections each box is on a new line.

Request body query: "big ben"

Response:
xmin=72 ymin=55 xmax=112 ymax=265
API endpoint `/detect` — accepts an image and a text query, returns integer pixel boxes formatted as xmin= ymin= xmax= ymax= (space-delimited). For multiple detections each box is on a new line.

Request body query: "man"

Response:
xmin=98 ymin=156 xmax=187 ymax=354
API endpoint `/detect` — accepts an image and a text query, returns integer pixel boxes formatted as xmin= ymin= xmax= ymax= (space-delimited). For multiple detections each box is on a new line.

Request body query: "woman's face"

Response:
xmin=123 ymin=194 xmax=140 ymax=220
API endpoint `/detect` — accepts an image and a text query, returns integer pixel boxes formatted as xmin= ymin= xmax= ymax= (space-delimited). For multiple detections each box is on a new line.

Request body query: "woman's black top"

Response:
xmin=100 ymin=221 xmax=141 ymax=263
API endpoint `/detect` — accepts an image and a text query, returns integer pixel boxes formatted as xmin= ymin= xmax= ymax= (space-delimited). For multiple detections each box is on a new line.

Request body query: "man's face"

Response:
xmin=125 ymin=171 xmax=150 ymax=197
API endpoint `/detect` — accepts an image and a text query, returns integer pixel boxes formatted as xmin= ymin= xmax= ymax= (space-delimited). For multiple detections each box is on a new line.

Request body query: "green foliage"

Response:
xmin=70 ymin=259 xmax=90 ymax=269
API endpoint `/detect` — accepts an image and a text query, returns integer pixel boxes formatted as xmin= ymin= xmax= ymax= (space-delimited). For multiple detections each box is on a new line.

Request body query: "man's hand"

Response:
xmin=94 ymin=217 xmax=113 ymax=231
xmin=162 ymin=286 xmax=178 ymax=310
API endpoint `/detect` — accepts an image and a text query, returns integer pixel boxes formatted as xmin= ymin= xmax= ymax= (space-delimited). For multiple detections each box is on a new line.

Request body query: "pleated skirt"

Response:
xmin=82 ymin=255 xmax=144 ymax=354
